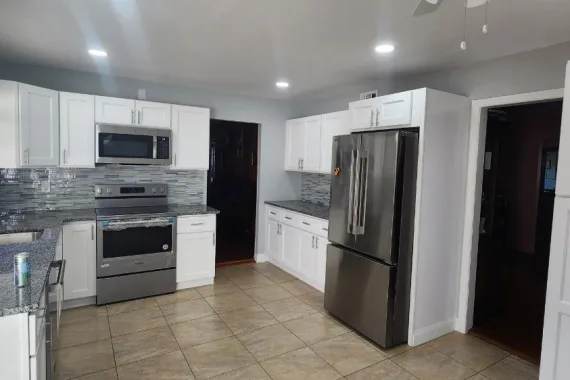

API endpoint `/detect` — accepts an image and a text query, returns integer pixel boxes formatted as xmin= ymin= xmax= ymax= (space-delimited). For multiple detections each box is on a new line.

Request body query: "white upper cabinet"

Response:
xmin=349 ymin=97 xmax=377 ymax=130
xmin=285 ymin=118 xmax=305 ymax=171
xmin=59 ymin=92 xmax=95 ymax=168
xmin=63 ymin=222 xmax=97 ymax=300
xmin=319 ymin=111 xmax=350 ymax=174
xmin=95 ymin=96 xmax=135 ymax=124
xmin=349 ymin=91 xmax=413 ymax=131
xmin=19 ymin=83 xmax=59 ymax=167
xmin=302 ymin=115 xmax=322 ymax=172
xmin=135 ymin=100 xmax=171 ymax=128
xmin=171 ymin=105 xmax=210 ymax=169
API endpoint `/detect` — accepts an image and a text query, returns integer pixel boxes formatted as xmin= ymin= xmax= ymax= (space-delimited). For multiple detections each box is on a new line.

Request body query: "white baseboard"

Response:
xmin=63 ymin=296 xmax=96 ymax=310
xmin=255 ymin=253 xmax=269 ymax=262
xmin=177 ymin=278 xmax=214 ymax=290
xmin=410 ymin=319 xmax=455 ymax=346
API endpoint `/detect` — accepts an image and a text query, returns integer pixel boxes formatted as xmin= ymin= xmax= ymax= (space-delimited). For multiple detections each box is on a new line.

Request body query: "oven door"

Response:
xmin=95 ymin=124 xmax=171 ymax=165
xmin=97 ymin=217 xmax=176 ymax=277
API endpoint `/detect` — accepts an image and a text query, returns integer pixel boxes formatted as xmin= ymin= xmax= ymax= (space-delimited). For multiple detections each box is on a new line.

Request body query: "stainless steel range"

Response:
xmin=95 ymin=183 xmax=176 ymax=305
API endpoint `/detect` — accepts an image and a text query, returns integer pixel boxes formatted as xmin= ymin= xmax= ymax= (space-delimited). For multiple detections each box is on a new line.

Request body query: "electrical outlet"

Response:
xmin=41 ymin=179 xmax=50 ymax=193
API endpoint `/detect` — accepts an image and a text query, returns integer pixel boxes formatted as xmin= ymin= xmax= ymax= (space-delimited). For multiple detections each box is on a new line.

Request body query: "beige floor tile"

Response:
xmin=57 ymin=339 xmax=115 ymax=380
xmin=311 ymin=333 xmax=387 ymax=376
xmin=243 ymin=284 xmax=293 ymax=304
xmin=351 ymin=333 xmax=413 ymax=358
xmin=171 ymin=315 xmax=233 ymax=348
xmin=209 ymin=364 xmax=270 ymax=380
xmin=237 ymin=324 xmax=306 ymax=361
xmin=60 ymin=315 xmax=111 ymax=348
xmin=297 ymin=291 xmax=326 ymax=312
xmin=60 ymin=305 xmax=108 ymax=325
xmin=112 ymin=325 xmax=179 ymax=366
xmin=248 ymin=262 xmax=279 ymax=274
xmin=160 ymin=298 xmax=216 ymax=324
xmin=196 ymin=276 xmax=239 ymax=297
xmin=204 ymin=290 xmax=257 ymax=313
xmin=260 ymin=268 xmax=297 ymax=283
xmin=108 ymin=306 xmax=167 ymax=336
xmin=392 ymin=345 xmax=476 ymax=380
xmin=217 ymin=265 xmax=258 ymax=279
xmin=230 ymin=272 xmax=274 ymax=290
xmin=261 ymin=347 xmax=342 ymax=380
xmin=155 ymin=288 xmax=202 ymax=306
xmin=429 ymin=332 xmax=509 ymax=372
xmin=74 ymin=368 xmax=118 ymax=380
xmin=346 ymin=360 xmax=417 ymax=380
xmin=107 ymin=297 xmax=158 ymax=316
xmin=481 ymin=355 xmax=539 ymax=380
xmin=116 ymin=350 xmax=195 ymax=380
xmin=280 ymin=279 xmax=317 ymax=296
xmin=182 ymin=337 xmax=255 ymax=380
xmin=218 ymin=305 xmax=279 ymax=335
xmin=261 ymin=296 xmax=318 ymax=322
xmin=284 ymin=313 xmax=348 ymax=345
xmin=467 ymin=375 xmax=491 ymax=380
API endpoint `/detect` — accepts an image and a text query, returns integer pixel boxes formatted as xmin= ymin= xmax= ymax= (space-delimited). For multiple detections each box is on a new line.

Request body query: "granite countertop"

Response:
xmin=0 ymin=204 xmax=218 ymax=316
xmin=265 ymin=200 xmax=329 ymax=220
xmin=0 ymin=209 xmax=95 ymax=316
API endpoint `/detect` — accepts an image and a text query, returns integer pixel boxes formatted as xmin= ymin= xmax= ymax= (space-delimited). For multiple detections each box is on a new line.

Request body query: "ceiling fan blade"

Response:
xmin=413 ymin=0 xmax=443 ymax=16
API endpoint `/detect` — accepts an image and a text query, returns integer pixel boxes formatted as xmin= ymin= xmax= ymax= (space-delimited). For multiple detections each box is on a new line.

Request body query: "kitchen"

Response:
xmin=0 ymin=1 xmax=570 ymax=380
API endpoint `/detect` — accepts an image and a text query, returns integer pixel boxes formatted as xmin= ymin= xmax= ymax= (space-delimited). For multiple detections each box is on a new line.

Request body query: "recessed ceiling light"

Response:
xmin=375 ymin=44 xmax=395 ymax=54
xmin=88 ymin=49 xmax=108 ymax=57
xmin=276 ymin=81 xmax=289 ymax=89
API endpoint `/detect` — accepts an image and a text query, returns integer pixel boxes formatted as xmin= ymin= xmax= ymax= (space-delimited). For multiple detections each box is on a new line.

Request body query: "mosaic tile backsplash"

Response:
xmin=0 ymin=166 xmax=205 ymax=212
xmin=301 ymin=173 xmax=331 ymax=206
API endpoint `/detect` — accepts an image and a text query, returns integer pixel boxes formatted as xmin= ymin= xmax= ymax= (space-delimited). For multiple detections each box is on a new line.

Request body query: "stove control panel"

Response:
xmin=95 ymin=183 xmax=167 ymax=198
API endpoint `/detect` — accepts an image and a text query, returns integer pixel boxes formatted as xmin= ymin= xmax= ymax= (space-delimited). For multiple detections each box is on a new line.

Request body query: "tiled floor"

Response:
xmin=55 ymin=262 xmax=540 ymax=380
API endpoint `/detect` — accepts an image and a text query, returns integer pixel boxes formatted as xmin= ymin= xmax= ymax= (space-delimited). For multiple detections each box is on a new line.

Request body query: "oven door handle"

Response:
xmin=100 ymin=218 xmax=175 ymax=228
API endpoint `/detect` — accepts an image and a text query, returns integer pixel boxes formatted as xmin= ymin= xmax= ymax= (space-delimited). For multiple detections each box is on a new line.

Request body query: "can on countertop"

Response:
xmin=14 ymin=252 xmax=30 ymax=287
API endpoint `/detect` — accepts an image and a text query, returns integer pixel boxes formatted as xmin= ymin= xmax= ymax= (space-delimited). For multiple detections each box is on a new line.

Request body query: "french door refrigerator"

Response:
xmin=325 ymin=130 xmax=419 ymax=348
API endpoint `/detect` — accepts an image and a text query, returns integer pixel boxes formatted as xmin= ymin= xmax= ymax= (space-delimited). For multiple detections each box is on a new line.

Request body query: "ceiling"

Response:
xmin=0 ymin=0 xmax=569 ymax=99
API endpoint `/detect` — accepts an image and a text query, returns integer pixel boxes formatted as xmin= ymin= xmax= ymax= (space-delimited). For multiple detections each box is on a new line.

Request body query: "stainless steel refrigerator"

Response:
xmin=325 ymin=130 xmax=419 ymax=348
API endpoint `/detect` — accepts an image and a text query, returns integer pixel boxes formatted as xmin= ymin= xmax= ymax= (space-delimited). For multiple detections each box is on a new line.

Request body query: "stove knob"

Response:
xmin=152 ymin=187 xmax=156 ymax=193
xmin=106 ymin=188 xmax=112 ymax=194
xmin=96 ymin=188 xmax=102 ymax=194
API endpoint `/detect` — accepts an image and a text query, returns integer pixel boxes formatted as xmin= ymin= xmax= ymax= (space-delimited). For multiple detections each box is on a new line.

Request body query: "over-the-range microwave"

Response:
xmin=95 ymin=123 xmax=172 ymax=165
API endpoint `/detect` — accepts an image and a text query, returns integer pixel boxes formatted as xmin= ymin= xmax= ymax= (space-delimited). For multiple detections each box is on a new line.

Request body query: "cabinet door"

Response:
xmin=63 ymin=222 xmax=96 ymax=300
xmin=266 ymin=219 xmax=282 ymax=260
xmin=315 ymin=237 xmax=328 ymax=289
xmin=349 ymin=98 xmax=377 ymax=131
xmin=281 ymin=224 xmax=301 ymax=270
xmin=95 ymin=96 xmax=135 ymax=124
xmin=376 ymin=91 xmax=412 ymax=127
xmin=59 ymin=92 xmax=95 ymax=168
xmin=177 ymin=232 xmax=216 ymax=282
xmin=30 ymin=323 xmax=46 ymax=380
xmin=19 ymin=83 xmax=59 ymax=166
xmin=136 ymin=100 xmax=171 ymax=128
xmin=171 ymin=105 xmax=210 ymax=169
xmin=285 ymin=118 xmax=305 ymax=170
xmin=302 ymin=116 xmax=322 ymax=172
xmin=298 ymin=232 xmax=317 ymax=279
xmin=319 ymin=111 xmax=349 ymax=174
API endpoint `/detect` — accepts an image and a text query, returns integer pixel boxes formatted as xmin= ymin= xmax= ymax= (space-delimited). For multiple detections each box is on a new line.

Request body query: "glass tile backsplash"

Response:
xmin=0 ymin=165 xmax=205 ymax=212
xmin=301 ymin=173 xmax=331 ymax=206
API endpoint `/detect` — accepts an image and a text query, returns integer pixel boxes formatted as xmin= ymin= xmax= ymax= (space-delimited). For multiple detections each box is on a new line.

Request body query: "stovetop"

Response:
xmin=95 ymin=206 xmax=175 ymax=220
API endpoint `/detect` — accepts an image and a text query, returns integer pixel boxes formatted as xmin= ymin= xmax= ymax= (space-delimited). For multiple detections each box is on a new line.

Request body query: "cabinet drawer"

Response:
xmin=177 ymin=215 xmax=216 ymax=233
xmin=298 ymin=216 xmax=329 ymax=237
xmin=266 ymin=206 xmax=282 ymax=221
xmin=281 ymin=211 xmax=298 ymax=225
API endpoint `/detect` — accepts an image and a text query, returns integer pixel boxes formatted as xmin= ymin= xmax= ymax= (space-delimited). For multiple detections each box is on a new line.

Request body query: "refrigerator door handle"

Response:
xmin=351 ymin=148 xmax=363 ymax=235
xmin=354 ymin=152 xmax=369 ymax=235
xmin=347 ymin=149 xmax=357 ymax=234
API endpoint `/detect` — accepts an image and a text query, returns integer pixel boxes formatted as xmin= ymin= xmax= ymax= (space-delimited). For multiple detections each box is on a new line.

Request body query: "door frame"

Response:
xmin=456 ymin=88 xmax=564 ymax=333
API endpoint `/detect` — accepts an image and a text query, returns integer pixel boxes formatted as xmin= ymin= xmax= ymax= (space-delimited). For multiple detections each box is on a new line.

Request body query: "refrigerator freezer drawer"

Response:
xmin=324 ymin=244 xmax=398 ymax=348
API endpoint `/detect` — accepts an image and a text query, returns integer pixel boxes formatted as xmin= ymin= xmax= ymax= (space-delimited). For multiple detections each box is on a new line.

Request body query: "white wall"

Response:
xmin=291 ymin=41 xmax=570 ymax=117
xmin=0 ymin=61 xmax=301 ymax=257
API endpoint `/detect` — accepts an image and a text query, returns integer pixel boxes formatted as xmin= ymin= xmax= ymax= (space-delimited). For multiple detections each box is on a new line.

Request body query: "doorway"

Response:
xmin=470 ymin=101 xmax=563 ymax=364
xmin=207 ymin=119 xmax=259 ymax=265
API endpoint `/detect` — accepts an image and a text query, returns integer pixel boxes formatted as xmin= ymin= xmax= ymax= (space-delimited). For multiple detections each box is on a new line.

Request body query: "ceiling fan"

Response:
xmin=413 ymin=0 xmax=489 ymax=17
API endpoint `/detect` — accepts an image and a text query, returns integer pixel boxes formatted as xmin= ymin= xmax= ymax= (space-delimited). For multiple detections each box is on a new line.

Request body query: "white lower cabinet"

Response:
xmin=176 ymin=215 xmax=217 ymax=288
xmin=265 ymin=206 xmax=328 ymax=291
xmin=63 ymin=221 xmax=97 ymax=301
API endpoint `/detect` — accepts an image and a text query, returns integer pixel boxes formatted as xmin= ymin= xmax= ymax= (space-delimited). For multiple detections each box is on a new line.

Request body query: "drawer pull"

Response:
xmin=191 ymin=222 xmax=205 ymax=226
xmin=270 ymin=212 xmax=276 ymax=215
xmin=323 ymin=228 xmax=328 ymax=231
xmin=284 ymin=216 xmax=292 ymax=220
xmin=302 ymin=222 xmax=311 ymax=226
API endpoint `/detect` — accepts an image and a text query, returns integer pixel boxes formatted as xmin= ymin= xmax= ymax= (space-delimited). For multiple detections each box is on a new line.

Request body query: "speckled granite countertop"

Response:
xmin=0 ymin=209 xmax=95 ymax=316
xmin=0 ymin=205 xmax=218 ymax=316
xmin=265 ymin=200 xmax=329 ymax=220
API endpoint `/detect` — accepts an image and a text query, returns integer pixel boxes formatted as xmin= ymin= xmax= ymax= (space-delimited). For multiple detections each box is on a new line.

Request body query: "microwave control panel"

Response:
xmin=156 ymin=136 xmax=170 ymax=159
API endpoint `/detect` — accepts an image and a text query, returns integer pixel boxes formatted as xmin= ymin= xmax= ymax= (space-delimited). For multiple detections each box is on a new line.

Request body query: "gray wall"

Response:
xmin=0 ymin=61 xmax=301 ymax=256
xmin=291 ymin=41 xmax=570 ymax=117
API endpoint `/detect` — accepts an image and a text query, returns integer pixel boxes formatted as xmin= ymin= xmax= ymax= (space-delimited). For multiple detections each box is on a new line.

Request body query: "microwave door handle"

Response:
xmin=153 ymin=136 xmax=157 ymax=160
xmin=347 ymin=149 xmax=356 ymax=234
